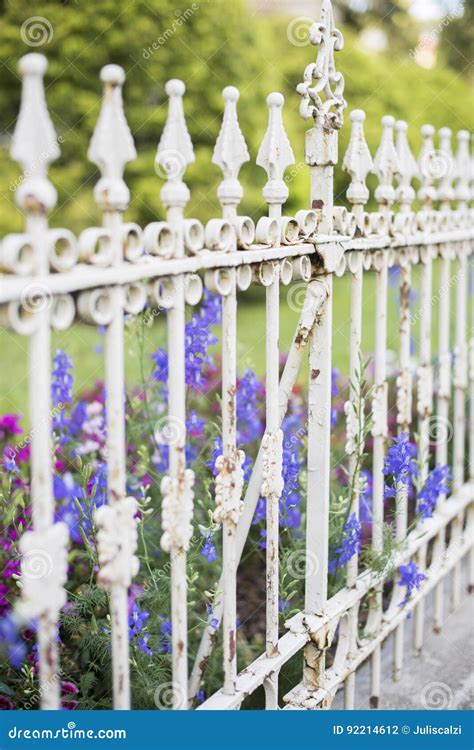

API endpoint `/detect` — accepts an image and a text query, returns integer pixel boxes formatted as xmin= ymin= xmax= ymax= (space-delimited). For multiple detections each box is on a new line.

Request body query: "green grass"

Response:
xmin=0 ymin=259 xmax=464 ymax=417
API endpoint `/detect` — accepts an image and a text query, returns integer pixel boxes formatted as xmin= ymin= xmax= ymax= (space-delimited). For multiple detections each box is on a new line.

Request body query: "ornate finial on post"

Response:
xmin=342 ymin=109 xmax=373 ymax=222
xmin=156 ymin=79 xmax=195 ymax=211
xmin=395 ymin=120 xmax=419 ymax=211
xmin=257 ymin=92 xmax=295 ymax=213
xmin=212 ymin=86 xmax=249 ymax=212
xmin=437 ymin=127 xmax=455 ymax=208
xmin=454 ymin=130 xmax=471 ymax=207
xmin=296 ymin=0 xmax=346 ymax=130
xmin=373 ymin=115 xmax=400 ymax=212
xmin=418 ymin=124 xmax=437 ymax=208
xmin=11 ymin=53 xmax=60 ymax=214
xmin=88 ymin=64 xmax=136 ymax=212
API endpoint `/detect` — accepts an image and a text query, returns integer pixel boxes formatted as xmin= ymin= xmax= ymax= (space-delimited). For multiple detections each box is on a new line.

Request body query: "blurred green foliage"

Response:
xmin=0 ymin=0 xmax=472 ymax=236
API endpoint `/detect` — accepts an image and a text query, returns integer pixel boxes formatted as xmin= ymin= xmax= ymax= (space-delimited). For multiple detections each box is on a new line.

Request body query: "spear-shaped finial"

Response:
xmin=88 ymin=64 xmax=136 ymax=211
xmin=342 ymin=109 xmax=373 ymax=212
xmin=418 ymin=124 xmax=437 ymax=208
xmin=373 ymin=115 xmax=400 ymax=210
xmin=256 ymin=92 xmax=295 ymax=209
xmin=454 ymin=130 xmax=471 ymax=206
xmin=212 ymin=86 xmax=249 ymax=211
xmin=437 ymin=127 xmax=455 ymax=207
xmin=11 ymin=53 xmax=60 ymax=213
xmin=395 ymin=120 xmax=419 ymax=211
xmin=156 ymin=79 xmax=195 ymax=210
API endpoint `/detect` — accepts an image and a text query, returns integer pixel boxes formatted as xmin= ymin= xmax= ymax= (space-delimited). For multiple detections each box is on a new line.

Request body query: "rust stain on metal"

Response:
xmin=229 ymin=629 xmax=236 ymax=661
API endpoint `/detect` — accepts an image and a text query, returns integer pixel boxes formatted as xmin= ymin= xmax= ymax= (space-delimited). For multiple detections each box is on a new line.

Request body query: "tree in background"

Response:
xmin=0 ymin=0 xmax=472 ymax=235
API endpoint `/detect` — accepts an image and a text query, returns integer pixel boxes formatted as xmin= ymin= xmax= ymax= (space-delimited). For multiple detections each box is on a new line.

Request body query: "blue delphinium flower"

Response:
xmin=329 ymin=513 xmax=361 ymax=573
xmin=237 ymin=370 xmax=263 ymax=444
xmin=88 ymin=463 xmax=108 ymax=508
xmin=359 ymin=470 xmax=373 ymax=525
xmin=54 ymin=472 xmax=86 ymax=543
xmin=158 ymin=618 xmax=172 ymax=654
xmin=201 ymin=535 xmax=217 ymax=563
xmin=151 ymin=291 xmax=221 ymax=390
xmin=398 ymin=562 xmax=426 ymax=606
xmin=150 ymin=348 xmax=168 ymax=383
xmin=0 ymin=614 xmax=26 ymax=668
xmin=129 ymin=604 xmax=153 ymax=656
xmin=418 ymin=465 xmax=451 ymax=520
xmin=383 ymin=432 xmax=417 ymax=497
xmin=51 ymin=350 xmax=74 ymax=430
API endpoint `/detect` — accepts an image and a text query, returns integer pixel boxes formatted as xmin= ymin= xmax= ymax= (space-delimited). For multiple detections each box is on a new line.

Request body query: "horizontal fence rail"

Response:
xmin=0 ymin=0 xmax=473 ymax=711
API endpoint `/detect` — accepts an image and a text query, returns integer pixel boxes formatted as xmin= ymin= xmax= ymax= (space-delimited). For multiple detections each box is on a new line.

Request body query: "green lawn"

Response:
xmin=0 ymin=260 xmax=463 ymax=417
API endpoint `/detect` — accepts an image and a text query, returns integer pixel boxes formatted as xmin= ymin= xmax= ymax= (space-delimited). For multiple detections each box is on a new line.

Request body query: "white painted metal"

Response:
xmin=3 ymin=0 xmax=473 ymax=714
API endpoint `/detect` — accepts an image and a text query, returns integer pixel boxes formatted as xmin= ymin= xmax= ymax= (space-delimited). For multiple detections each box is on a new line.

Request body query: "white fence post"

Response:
xmin=11 ymin=53 xmax=68 ymax=711
xmin=88 ymin=64 xmax=139 ymax=710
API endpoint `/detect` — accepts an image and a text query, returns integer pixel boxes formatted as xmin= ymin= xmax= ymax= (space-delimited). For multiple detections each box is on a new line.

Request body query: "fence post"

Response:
xmin=156 ymin=80 xmax=195 ymax=709
xmin=296 ymin=0 xmax=346 ymax=707
xmin=88 ymin=64 xmax=139 ymax=710
xmin=11 ymin=53 xmax=68 ymax=710
xmin=370 ymin=115 xmax=400 ymax=707
xmin=212 ymin=86 xmax=249 ymax=696
xmin=341 ymin=108 xmax=373 ymax=707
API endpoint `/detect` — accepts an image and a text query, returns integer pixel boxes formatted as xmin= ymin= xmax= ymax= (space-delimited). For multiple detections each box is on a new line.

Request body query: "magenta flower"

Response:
xmin=0 ymin=414 xmax=22 ymax=440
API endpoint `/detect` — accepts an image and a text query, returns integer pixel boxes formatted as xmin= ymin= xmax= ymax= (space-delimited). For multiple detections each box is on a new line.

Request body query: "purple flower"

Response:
xmin=201 ymin=535 xmax=217 ymax=563
xmin=0 ymin=694 xmax=13 ymax=710
xmin=359 ymin=470 xmax=373 ymax=525
xmin=207 ymin=437 xmax=222 ymax=477
xmin=51 ymin=351 xmax=74 ymax=428
xmin=237 ymin=371 xmax=264 ymax=444
xmin=0 ymin=414 xmax=22 ymax=439
xmin=159 ymin=618 xmax=172 ymax=654
xmin=0 ymin=614 xmax=26 ymax=668
xmin=2 ymin=455 xmax=18 ymax=473
xmin=329 ymin=513 xmax=361 ymax=573
xmin=137 ymin=634 xmax=153 ymax=656
xmin=398 ymin=562 xmax=426 ymax=606
xmin=418 ymin=465 xmax=451 ymax=520
xmin=129 ymin=604 xmax=153 ymax=656
xmin=383 ymin=433 xmax=417 ymax=495
xmin=150 ymin=348 xmax=168 ymax=383
xmin=151 ymin=291 xmax=221 ymax=391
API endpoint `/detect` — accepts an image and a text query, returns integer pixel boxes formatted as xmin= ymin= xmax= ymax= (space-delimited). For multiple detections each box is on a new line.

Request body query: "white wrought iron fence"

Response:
xmin=0 ymin=0 xmax=472 ymax=711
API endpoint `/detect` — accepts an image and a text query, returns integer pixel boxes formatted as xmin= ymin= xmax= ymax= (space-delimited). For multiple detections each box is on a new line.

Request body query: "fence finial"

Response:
xmin=88 ymin=64 xmax=136 ymax=211
xmin=373 ymin=115 xmax=400 ymax=209
xmin=343 ymin=109 xmax=373 ymax=209
xmin=296 ymin=0 xmax=346 ymax=128
xmin=257 ymin=92 xmax=295 ymax=207
xmin=11 ymin=53 xmax=60 ymax=213
xmin=212 ymin=86 xmax=249 ymax=209
xmin=418 ymin=124 xmax=437 ymax=207
xmin=454 ymin=130 xmax=471 ymax=205
xmin=395 ymin=120 xmax=419 ymax=210
xmin=437 ymin=127 xmax=455 ymax=207
xmin=156 ymin=79 xmax=195 ymax=210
